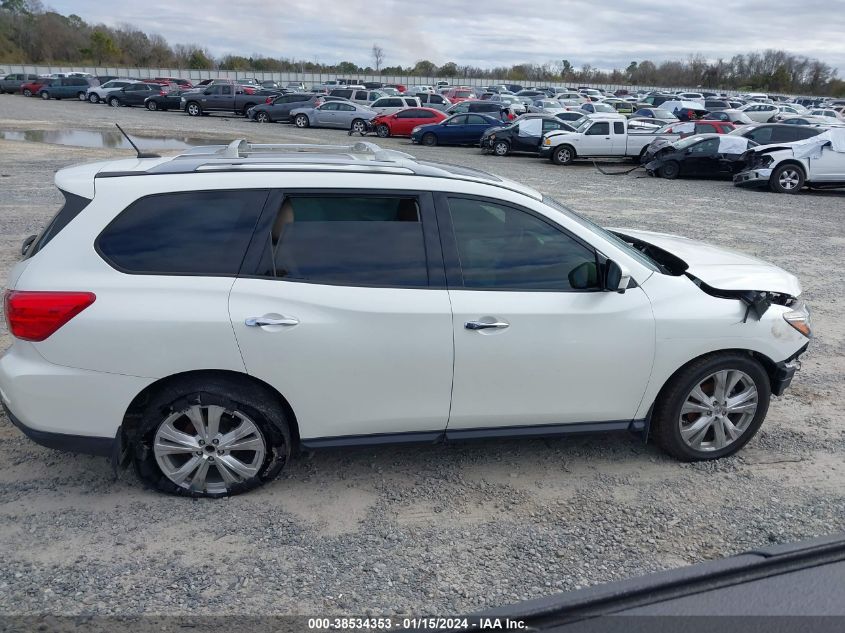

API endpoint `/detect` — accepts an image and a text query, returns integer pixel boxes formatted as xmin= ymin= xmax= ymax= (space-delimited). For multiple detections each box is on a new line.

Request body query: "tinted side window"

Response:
xmin=695 ymin=123 xmax=717 ymax=133
xmin=613 ymin=121 xmax=625 ymax=134
xmin=98 ymin=190 xmax=267 ymax=275
xmin=447 ymin=197 xmax=597 ymax=291
xmin=260 ymin=195 xmax=428 ymax=287
xmin=747 ymin=127 xmax=773 ymax=143
xmin=586 ymin=122 xmax=610 ymax=135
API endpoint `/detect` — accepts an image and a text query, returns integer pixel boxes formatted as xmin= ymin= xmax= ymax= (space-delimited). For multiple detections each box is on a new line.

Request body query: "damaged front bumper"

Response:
xmin=734 ymin=167 xmax=773 ymax=187
xmin=772 ymin=343 xmax=809 ymax=396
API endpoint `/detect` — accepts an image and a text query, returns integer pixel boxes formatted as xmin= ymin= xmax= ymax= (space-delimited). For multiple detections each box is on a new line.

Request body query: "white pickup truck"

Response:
xmin=539 ymin=114 xmax=687 ymax=165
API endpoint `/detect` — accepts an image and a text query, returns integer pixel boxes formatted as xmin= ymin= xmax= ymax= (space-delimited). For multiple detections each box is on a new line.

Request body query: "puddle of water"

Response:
xmin=0 ymin=129 xmax=221 ymax=150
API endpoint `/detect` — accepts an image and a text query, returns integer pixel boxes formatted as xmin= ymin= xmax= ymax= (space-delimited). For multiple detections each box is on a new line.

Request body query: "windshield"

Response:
xmin=542 ymin=195 xmax=661 ymax=272
xmin=671 ymin=134 xmax=709 ymax=150
xmin=651 ymin=108 xmax=676 ymax=118
xmin=593 ymin=103 xmax=615 ymax=112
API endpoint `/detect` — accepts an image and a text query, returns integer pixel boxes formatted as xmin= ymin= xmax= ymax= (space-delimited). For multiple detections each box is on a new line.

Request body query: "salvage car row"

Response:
xmin=3 ymin=73 xmax=845 ymax=194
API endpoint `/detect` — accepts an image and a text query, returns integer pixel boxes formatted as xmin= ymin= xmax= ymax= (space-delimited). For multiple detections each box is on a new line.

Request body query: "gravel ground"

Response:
xmin=0 ymin=95 xmax=843 ymax=617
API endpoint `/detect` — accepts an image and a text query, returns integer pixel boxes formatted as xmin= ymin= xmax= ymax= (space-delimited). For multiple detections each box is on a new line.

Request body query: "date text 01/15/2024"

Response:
xmin=306 ymin=616 xmax=527 ymax=630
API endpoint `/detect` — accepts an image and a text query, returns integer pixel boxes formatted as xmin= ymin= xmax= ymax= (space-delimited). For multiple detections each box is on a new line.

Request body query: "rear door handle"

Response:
xmin=245 ymin=316 xmax=299 ymax=327
xmin=465 ymin=320 xmax=509 ymax=330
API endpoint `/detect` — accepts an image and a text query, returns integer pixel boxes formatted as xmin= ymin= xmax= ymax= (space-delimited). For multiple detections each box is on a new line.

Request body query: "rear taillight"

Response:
xmin=4 ymin=290 xmax=96 ymax=342
xmin=159 ymin=91 xmax=166 ymax=96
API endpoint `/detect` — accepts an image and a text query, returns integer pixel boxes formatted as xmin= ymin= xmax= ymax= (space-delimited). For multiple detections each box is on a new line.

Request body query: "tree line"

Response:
xmin=1 ymin=1 xmax=842 ymax=96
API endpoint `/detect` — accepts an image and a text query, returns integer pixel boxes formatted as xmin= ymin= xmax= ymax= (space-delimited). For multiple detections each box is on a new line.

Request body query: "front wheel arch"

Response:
xmin=121 ymin=369 xmax=301 ymax=451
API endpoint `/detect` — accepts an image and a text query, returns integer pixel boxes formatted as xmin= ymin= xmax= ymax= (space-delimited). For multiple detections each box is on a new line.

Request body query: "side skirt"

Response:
xmin=300 ymin=419 xmax=646 ymax=450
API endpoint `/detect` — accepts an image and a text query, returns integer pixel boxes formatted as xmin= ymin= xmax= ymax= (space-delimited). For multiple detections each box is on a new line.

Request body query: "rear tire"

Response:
xmin=77 ymin=91 xmax=86 ymax=101
xmin=652 ymin=352 xmax=771 ymax=461
xmin=132 ymin=378 xmax=292 ymax=498
xmin=769 ymin=163 xmax=805 ymax=194
xmin=351 ymin=118 xmax=367 ymax=134
xmin=658 ymin=160 xmax=680 ymax=179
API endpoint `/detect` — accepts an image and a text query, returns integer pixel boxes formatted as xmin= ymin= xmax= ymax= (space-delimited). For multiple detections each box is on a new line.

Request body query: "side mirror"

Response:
xmin=604 ymin=260 xmax=631 ymax=293
xmin=21 ymin=234 xmax=37 ymax=257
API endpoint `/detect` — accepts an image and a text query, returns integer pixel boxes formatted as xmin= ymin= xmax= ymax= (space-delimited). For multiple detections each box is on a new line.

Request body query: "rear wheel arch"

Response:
xmin=121 ymin=370 xmax=301 ymax=450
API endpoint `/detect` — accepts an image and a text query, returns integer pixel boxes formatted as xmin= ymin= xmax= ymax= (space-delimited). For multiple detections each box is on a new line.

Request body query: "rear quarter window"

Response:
xmin=97 ymin=190 xmax=268 ymax=275
xmin=25 ymin=190 xmax=91 ymax=259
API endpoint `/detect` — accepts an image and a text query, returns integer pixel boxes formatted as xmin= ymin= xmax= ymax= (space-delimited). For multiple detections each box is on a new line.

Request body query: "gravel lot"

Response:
xmin=1 ymin=95 xmax=843 ymax=617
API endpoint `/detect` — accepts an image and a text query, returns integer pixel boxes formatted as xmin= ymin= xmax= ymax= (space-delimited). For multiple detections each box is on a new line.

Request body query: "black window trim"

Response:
xmin=239 ymin=189 xmax=446 ymax=290
xmin=433 ymin=192 xmax=605 ymax=293
xmin=94 ymin=188 xmax=271 ymax=278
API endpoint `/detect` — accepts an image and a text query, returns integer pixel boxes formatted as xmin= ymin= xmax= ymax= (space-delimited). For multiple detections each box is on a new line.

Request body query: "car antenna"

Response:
xmin=115 ymin=123 xmax=161 ymax=158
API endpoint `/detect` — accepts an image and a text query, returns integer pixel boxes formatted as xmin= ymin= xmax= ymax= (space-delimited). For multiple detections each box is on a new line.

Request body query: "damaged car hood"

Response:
xmin=610 ymin=228 xmax=801 ymax=296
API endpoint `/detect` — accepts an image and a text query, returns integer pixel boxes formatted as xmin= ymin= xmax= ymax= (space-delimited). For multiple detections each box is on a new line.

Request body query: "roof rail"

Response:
xmin=174 ymin=140 xmax=415 ymax=162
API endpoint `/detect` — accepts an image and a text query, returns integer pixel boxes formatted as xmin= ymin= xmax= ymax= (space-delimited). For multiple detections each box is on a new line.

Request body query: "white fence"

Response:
xmin=1 ymin=63 xmax=712 ymax=95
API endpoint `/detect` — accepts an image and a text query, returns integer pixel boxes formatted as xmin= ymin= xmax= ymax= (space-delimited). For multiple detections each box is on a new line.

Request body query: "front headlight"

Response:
xmin=543 ymin=138 xmax=551 ymax=145
xmin=783 ymin=301 xmax=812 ymax=337
xmin=488 ymin=134 xmax=496 ymax=140
xmin=412 ymin=126 xmax=421 ymax=134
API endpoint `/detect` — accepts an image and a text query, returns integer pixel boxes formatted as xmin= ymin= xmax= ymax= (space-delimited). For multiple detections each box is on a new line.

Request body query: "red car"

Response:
xmin=372 ymin=107 xmax=447 ymax=138
xmin=19 ymin=78 xmax=50 ymax=97
xmin=444 ymin=86 xmax=476 ymax=103
xmin=155 ymin=77 xmax=193 ymax=89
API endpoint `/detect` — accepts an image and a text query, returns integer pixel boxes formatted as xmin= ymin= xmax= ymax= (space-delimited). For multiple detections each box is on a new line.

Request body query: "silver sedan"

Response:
xmin=290 ymin=101 xmax=377 ymax=132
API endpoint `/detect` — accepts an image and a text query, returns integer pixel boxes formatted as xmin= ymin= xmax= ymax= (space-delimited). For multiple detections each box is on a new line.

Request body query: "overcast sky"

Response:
xmin=46 ymin=0 xmax=845 ymax=74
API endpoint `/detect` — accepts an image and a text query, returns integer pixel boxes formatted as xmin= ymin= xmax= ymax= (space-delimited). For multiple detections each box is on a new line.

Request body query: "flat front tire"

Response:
xmin=133 ymin=379 xmax=292 ymax=498
xmin=652 ymin=352 xmax=771 ymax=461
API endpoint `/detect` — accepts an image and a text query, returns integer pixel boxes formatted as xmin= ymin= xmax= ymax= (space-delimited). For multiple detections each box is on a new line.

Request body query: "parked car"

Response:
xmin=489 ymin=93 xmax=527 ymax=113
xmin=1 ymin=73 xmax=40 ymax=94
xmin=369 ymin=96 xmax=421 ymax=115
xmin=446 ymin=100 xmax=508 ymax=117
xmin=580 ymin=102 xmax=617 ymax=115
xmin=444 ymin=87 xmax=476 ymax=103
xmin=85 ymin=78 xmax=135 ymax=103
xmin=1 ymin=141 xmax=810 ymax=496
xmin=181 ymin=84 xmax=278 ymax=116
xmin=528 ymin=99 xmax=567 ymax=114
xmin=602 ymin=98 xmax=634 ymax=114
xmin=779 ymin=115 xmax=834 ymax=126
xmin=413 ymin=92 xmax=451 ymax=111
xmin=480 ymin=114 xmax=574 ymax=156
xmin=290 ymin=101 xmax=377 ymax=132
xmin=370 ymin=107 xmax=447 ymax=137
xmin=739 ymin=103 xmax=780 ymax=123
xmin=144 ymin=89 xmax=188 ymax=111
xmin=246 ymin=93 xmax=324 ymax=122
xmin=329 ymin=88 xmax=384 ymax=106
xmin=106 ymin=82 xmax=160 ymax=107
xmin=556 ymin=110 xmax=588 ymax=123
xmin=703 ymin=99 xmax=732 ymax=111
xmin=643 ymin=134 xmax=757 ymax=179
xmin=734 ymin=128 xmax=845 ymax=193
xmin=37 ymin=76 xmax=99 ymax=100
xmin=633 ymin=107 xmax=679 ymax=122
xmin=808 ymin=109 xmax=845 ymax=123
xmin=19 ymin=78 xmax=50 ymax=97
xmin=154 ymin=77 xmax=193 ymax=89
xmin=701 ymin=109 xmax=754 ymax=125
xmin=285 ymin=82 xmax=306 ymax=91
xmin=410 ymin=113 xmax=502 ymax=146
xmin=677 ymin=92 xmax=706 ymax=104
xmin=730 ymin=123 xmax=829 ymax=145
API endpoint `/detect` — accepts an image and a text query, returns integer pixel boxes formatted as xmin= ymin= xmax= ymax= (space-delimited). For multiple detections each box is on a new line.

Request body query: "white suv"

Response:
xmin=1 ymin=141 xmax=811 ymax=497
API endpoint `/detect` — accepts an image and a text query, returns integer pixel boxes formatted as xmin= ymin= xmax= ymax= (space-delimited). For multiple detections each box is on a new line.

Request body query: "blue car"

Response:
xmin=410 ymin=113 xmax=502 ymax=146
xmin=633 ymin=107 xmax=679 ymax=121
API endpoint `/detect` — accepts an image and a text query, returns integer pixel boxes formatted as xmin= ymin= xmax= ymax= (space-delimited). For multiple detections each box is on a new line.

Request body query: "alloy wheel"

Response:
xmin=153 ymin=404 xmax=267 ymax=495
xmin=678 ymin=369 xmax=758 ymax=452
xmin=778 ymin=169 xmax=801 ymax=190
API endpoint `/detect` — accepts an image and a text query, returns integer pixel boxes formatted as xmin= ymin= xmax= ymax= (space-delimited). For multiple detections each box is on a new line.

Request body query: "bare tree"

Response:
xmin=372 ymin=44 xmax=384 ymax=72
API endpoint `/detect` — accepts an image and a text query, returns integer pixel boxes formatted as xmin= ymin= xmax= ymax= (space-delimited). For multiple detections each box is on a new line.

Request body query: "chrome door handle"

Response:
xmin=465 ymin=320 xmax=509 ymax=330
xmin=245 ymin=316 xmax=299 ymax=327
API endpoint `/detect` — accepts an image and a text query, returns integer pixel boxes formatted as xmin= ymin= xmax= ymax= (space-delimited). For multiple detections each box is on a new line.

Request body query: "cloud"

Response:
xmin=47 ymin=0 xmax=845 ymax=73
